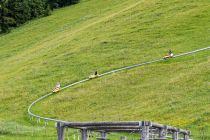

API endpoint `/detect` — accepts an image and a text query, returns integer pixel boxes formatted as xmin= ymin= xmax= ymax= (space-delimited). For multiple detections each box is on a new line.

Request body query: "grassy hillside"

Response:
xmin=0 ymin=0 xmax=210 ymax=139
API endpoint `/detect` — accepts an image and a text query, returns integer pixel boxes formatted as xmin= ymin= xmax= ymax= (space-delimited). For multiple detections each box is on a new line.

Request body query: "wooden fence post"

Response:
xmin=100 ymin=131 xmax=106 ymax=139
xmin=172 ymin=130 xmax=179 ymax=140
xmin=184 ymin=131 xmax=190 ymax=140
xmin=159 ymin=125 xmax=167 ymax=139
xmin=81 ymin=129 xmax=88 ymax=140
xmin=140 ymin=121 xmax=152 ymax=140
xmin=57 ymin=122 xmax=64 ymax=140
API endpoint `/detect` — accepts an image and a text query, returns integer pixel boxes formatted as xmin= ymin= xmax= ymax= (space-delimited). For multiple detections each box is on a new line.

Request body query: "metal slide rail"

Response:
xmin=28 ymin=46 xmax=210 ymax=124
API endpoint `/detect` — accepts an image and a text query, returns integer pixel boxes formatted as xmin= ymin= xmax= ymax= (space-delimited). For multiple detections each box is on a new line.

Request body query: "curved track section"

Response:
xmin=28 ymin=46 xmax=210 ymax=123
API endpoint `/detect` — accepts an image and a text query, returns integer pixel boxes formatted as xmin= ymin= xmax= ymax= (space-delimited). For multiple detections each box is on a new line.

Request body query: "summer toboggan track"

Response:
xmin=28 ymin=46 xmax=210 ymax=124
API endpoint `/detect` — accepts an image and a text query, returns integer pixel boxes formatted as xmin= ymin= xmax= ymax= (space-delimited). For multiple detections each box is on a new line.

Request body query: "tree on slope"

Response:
xmin=6 ymin=0 xmax=31 ymax=26
xmin=0 ymin=0 xmax=16 ymax=33
xmin=0 ymin=0 xmax=79 ymax=33
xmin=0 ymin=0 xmax=50 ymax=33
xmin=48 ymin=0 xmax=79 ymax=9
xmin=29 ymin=0 xmax=51 ymax=18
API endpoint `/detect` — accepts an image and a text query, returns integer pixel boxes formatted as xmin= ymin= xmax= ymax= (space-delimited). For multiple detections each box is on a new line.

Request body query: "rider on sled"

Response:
xmin=53 ymin=82 xmax=61 ymax=93
xmin=163 ymin=49 xmax=174 ymax=59
xmin=89 ymin=71 xmax=100 ymax=79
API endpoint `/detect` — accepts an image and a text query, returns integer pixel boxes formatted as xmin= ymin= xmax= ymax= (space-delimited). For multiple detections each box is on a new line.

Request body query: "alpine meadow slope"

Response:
xmin=0 ymin=0 xmax=210 ymax=139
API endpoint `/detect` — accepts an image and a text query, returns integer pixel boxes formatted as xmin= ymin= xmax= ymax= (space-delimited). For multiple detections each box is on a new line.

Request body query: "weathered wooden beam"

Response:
xmin=64 ymin=121 xmax=140 ymax=127
xmin=152 ymin=123 xmax=188 ymax=134
xmin=96 ymin=138 xmax=108 ymax=140
xmin=87 ymin=126 xmax=140 ymax=130
xmin=104 ymin=129 xmax=140 ymax=132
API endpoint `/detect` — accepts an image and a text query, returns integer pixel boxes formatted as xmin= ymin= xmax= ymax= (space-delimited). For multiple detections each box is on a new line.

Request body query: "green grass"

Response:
xmin=0 ymin=0 xmax=210 ymax=139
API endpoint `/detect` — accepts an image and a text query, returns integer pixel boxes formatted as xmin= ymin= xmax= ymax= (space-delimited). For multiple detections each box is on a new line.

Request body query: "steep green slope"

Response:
xmin=0 ymin=0 xmax=210 ymax=139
